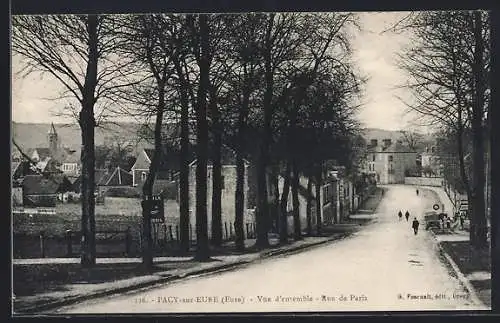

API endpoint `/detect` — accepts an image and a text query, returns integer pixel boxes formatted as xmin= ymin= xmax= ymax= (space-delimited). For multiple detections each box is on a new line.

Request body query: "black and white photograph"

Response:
xmin=10 ymin=10 xmax=492 ymax=314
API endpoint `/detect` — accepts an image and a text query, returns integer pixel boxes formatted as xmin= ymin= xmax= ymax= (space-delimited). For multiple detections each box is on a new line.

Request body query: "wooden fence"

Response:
xmin=13 ymin=220 xmax=257 ymax=259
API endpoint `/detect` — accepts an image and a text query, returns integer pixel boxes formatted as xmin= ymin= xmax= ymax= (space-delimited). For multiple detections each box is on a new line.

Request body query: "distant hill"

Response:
xmin=362 ymin=128 xmax=404 ymax=142
xmin=11 ymin=121 xmax=152 ymax=155
xmin=11 ymin=122 xmax=436 ymax=156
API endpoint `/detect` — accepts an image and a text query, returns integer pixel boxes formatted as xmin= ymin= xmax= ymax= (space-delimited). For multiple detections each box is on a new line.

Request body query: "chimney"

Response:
xmin=370 ymin=139 xmax=378 ymax=147
xmin=383 ymin=139 xmax=392 ymax=147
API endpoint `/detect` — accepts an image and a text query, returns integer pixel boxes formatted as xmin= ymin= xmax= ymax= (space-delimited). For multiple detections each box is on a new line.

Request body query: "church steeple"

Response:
xmin=48 ymin=122 xmax=58 ymax=155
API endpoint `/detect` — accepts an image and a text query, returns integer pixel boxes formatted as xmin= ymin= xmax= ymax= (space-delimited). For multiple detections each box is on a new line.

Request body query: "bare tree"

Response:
xmin=399 ymin=130 xmax=423 ymax=151
xmin=187 ymin=14 xmax=212 ymax=261
xmin=393 ymin=10 xmax=490 ymax=248
xmin=12 ymin=15 xmax=137 ymax=267
xmin=115 ymin=14 xmax=180 ymax=268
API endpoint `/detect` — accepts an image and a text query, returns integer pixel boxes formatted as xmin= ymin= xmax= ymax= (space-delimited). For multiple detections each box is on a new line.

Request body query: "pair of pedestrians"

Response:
xmin=398 ymin=210 xmax=410 ymax=222
xmin=397 ymin=210 xmax=419 ymax=235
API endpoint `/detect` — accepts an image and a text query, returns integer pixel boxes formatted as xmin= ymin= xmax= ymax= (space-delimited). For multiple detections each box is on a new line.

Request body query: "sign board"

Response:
xmin=433 ymin=204 xmax=440 ymax=211
xmin=142 ymin=197 xmax=165 ymax=223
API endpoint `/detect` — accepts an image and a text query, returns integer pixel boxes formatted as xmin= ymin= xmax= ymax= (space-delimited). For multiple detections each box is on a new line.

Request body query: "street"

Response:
xmin=54 ymin=185 xmax=486 ymax=313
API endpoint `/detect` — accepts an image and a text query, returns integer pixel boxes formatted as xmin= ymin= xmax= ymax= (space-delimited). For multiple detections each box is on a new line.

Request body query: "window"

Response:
xmin=388 ymin=155 xmax=393 ymax=162
xmin=141 ymin=171 xmax=147 ymax=182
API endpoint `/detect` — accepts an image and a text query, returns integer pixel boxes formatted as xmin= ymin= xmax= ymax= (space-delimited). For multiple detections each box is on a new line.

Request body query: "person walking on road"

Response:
xmin=412 ymin=217 xmax=420 ymax=235
xmin=405 ymin=211 xmax=410 ymax=222
xmin=416 ymin=189 xmax=419 ymax=196
xmin=398 ymin=210 xmax=403 ymax=221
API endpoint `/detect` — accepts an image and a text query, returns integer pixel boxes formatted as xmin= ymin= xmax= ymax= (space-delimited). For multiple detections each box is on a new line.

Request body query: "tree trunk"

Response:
xmin=141 ymin=82 xmax=165 ymax=269
xmin=306 ymin=176 xmax=313 ymax=236
xmin=456 ymin=118 xmax=472 ymax=202
xmin=291 ymin=161 xmax=302 ymax=240
xmin=272 ymin=167 xmax=280 ymax=234
xmin=470 ymin=11 xmax=488 ymax=249
xmin=234 ymin=84 xmax=251 ymax=252
xmin=194 ymin=14 xmax=210 ymax=261
xmin=173 ymin=57 xmax=191 ymax=254
xmin=179 ymin=79 xmax=191 ymax=253
xmin=79 ymin=14 xmax=99 ymax=267
xmin=255 ymin=158 xmax=270 ymax=249
xmin=315 ymin=164 xmax=322 ymax=235
xmin=210 ymin=90 xmax=223 ymax=246
xmin=280 ymin=162 xmax=291 ymax=244
xmin=235 ymin=150 xmax=245 ymax=251
xmin=255 ymin=14 xmax=275 ymax=250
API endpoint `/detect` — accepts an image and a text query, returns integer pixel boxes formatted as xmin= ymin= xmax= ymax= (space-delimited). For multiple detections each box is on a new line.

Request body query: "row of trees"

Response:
xmin=12 ymin=13 xmax=364 ymax=267
xmin=394 ymin=10 xmax=490 ymax=249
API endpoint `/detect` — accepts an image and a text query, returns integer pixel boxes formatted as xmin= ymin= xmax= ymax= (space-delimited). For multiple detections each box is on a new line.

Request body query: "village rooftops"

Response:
xmin=22 ymin=174 xmax=73 ymax=195
xmin=98 ymin=166 xmax=133 ymax=186
xmin=29 ymin=147 xmax=52 ymax=160
xmin=367 ymin=140 xmax=415 ymax=153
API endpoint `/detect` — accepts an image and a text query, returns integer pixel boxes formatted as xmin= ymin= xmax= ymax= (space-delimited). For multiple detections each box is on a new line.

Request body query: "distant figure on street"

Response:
xmin=460 ymin=214 xmax=465 ymax=230
xmin=416 ymin=189 xmax=419 ymax=196
xmin=398 ymin=210 xmax=403 ymax=221
xmin=446 ymin=217 xmax=451 ymax=229
xmin=412 ymin=217 xmax=420 ymax=235
xmin=405 ymin=211 xmax=410 ymax=222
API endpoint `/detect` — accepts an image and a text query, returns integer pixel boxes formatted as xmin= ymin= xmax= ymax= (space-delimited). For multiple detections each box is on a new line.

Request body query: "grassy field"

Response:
xmin=54 ymin=197 xmax=181 ymax=219
xmin=13 ymin=196 xmax=258 ymax=258
xmin=14 ymin=197 xmax=181 ymax=236
xmin=440 ymin=241 xmax=491 ymax=307
xmin=13 ymin=197 xmax=183 ymax=258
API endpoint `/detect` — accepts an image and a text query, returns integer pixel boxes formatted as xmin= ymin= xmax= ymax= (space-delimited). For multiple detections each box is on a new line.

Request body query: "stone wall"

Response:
xmin=404 ymin=176 xmax=444 ymax=187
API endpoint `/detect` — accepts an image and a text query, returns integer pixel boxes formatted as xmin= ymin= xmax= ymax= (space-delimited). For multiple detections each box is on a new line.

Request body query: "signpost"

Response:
xmin=141 ymin=195 xmax=164 ymax=267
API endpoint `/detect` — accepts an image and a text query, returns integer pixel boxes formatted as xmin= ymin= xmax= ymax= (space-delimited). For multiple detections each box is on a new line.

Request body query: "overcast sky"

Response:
xmin=11 ymin=12 xmax=420 ymax=132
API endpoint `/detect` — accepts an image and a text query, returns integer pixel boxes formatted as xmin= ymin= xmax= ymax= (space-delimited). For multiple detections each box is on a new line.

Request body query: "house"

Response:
xmin=59 ymin=148 xmax=81 ymax=176
xmin=131 ymin=146 xmax=182 ymax=187
xmin=328 ymin=166 xmax=357 ymax=222
xmin=22 ymin=174 xmax=73 ymax=207
xmin=421 ymin=146 xmax=441 ymax=176
xmin=96 ymin=166 xmax=133 ymax=196
xmin=185 ymin=146 xmax=253 ymax=238
xmin=364 ymin=138 xmax=418 ymax=184
xmin=12 ymin=187 xmax=23 ymax=206
xmin=277 ymin=171 xmax=338 ymax=233
xmin=71 ymin=169 xmax=109 ymax=193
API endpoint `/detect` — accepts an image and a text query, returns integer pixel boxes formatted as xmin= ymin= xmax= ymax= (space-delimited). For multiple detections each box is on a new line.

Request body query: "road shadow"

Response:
xmin=13 ymin=261 xmax=193 ymax=297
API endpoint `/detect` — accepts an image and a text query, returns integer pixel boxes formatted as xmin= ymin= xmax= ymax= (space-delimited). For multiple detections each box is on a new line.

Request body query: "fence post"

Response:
xmin=139 ymin=230 xmax=142 ymax=251
xmin=39 ymin=231 xmax=45 ymax=258
xmin=66 ymin=230 xmax=72 ymax=257
xmin=168 ymin=225 xmax=174 ymax=241
xmin=224 ymin=222 xmax=228 ymax=240
xmin=125 ymin=226 xmax=131 ymax=256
